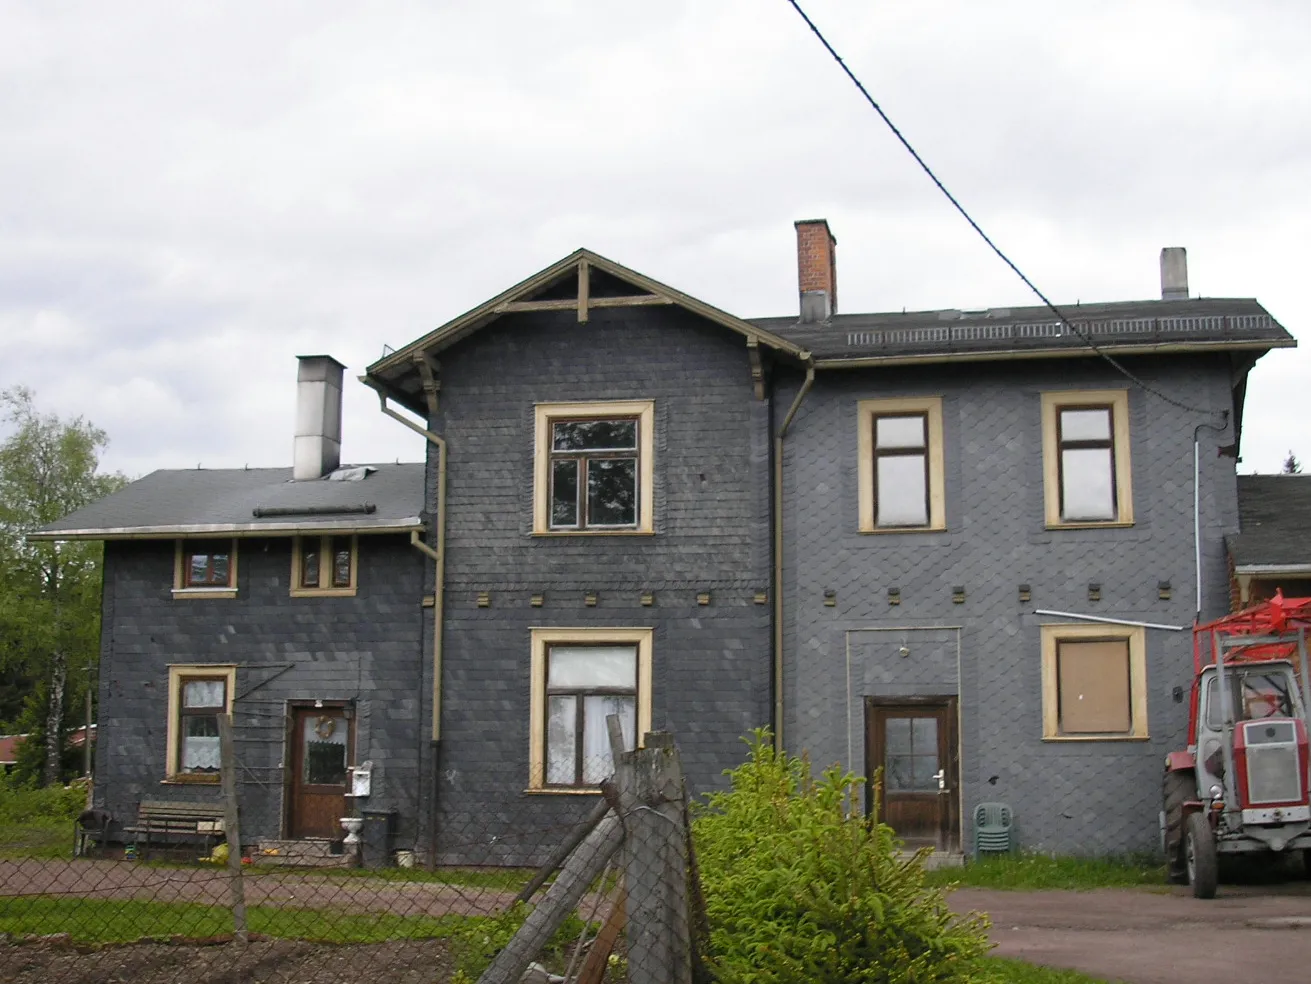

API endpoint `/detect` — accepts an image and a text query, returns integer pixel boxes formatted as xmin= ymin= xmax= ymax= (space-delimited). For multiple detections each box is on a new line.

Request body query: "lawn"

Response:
xmin=0 ymin=778 xmax=83 ymax=860
xmin=924 ymin=852 xmax=1166 ymax=891
xmin=974 ymin=957 xmax=1115 ymax=983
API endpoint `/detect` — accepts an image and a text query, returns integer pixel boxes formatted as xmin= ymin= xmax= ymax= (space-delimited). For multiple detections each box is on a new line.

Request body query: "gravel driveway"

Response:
xmin=951 ymin=882 xmax=1311 ymax=984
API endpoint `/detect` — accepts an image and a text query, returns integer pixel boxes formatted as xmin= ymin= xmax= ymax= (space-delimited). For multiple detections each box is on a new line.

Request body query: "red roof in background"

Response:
xmin=0 ymin=725 xmax=96 ymax=764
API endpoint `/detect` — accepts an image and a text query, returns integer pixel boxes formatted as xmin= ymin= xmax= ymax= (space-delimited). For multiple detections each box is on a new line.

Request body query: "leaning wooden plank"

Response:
xmin=575 ymin=883 xmax=627 ymax=984
xmin=514 ymin=797 xmax=610 ymax=904
xmin=477 ymin=813 xmax=624 ymax=984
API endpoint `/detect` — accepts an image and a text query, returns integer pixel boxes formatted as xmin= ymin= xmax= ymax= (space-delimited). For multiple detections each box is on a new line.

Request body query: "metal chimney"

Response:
xmin=293 ymin=355 xmax=345 ymax=480
xmin=1160 ymin=247 xmax=1189 ymax=301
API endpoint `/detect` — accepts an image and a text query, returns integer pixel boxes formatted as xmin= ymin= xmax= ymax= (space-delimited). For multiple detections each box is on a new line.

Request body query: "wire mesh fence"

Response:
xmin=0 ymin=720 xmax=702 ymax=984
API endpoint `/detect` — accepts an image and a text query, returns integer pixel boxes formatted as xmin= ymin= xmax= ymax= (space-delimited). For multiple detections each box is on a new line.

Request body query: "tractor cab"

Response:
xmin=1163 ymin=591 xmax=1311 ymax=897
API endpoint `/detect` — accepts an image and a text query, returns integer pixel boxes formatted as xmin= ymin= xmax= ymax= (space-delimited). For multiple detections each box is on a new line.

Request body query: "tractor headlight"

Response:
xmin=1209 ymin=784 xmax=1224 ymax=800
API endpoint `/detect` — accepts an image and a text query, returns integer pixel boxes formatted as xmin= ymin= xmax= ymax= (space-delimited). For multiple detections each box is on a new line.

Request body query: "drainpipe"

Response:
xmin=1193 ymin=414 xmax=1230 ymax=622
xmin=362 ymin=378 xmax=447 ymax=864
xmin=773 ymin=357 xmax=815 ymax=752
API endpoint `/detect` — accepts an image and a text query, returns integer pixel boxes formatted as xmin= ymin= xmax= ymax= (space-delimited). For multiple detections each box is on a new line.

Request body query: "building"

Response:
xmin=1228 ymin=473 xmax=1311 ymax=608
xmin=37 ymin=221 xmax=1295 ymax=860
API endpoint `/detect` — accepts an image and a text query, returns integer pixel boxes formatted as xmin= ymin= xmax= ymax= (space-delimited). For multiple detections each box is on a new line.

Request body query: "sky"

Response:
xmin=1 ymin=0 xmax=1308 ymax=478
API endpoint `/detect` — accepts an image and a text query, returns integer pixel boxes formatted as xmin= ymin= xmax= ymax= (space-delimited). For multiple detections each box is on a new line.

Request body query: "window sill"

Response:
xmin=172 ymin=588 xmax=237 ymax=600
xmin=1045 ymin=521 xmax=1135 ymax=531
xmin=1042 ymin=734 xmax=1150 ymax=742
xmin=522 ymin=787 xmax=604 ymax=796
xmin=290 ymin=587 xmax=358 ymax=598
xmin=161 ymin=774 xmax=221 ymax=784
xmin=531 ymin=530 xmax=655 ymax=537
xmin=858 ymin=524 xmax=948 ymax=535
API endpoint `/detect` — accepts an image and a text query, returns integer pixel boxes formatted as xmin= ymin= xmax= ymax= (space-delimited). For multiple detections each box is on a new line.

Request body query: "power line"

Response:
xmin=783 ymin=0 xmax=1225 ymax=419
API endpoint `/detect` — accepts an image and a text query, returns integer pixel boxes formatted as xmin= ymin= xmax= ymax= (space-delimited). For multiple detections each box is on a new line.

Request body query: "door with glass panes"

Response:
xmin=865 ymin=697 xmax=959 ymax=851
xmin=288 ymin=707 xmax=351 ymax=839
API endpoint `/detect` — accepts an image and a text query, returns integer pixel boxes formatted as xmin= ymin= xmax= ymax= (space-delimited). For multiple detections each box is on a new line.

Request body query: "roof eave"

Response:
xmin=1234 ymin=563 xmax=1311 ymax=577
xmin=27 ymin=519 xmax=425 ymax=541
xmin=811 ymin=337 xmax=1296 ymax=370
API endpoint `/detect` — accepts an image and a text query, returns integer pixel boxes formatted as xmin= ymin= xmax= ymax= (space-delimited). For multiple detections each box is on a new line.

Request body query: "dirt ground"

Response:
xmin=952 ymin=881 xmax=1311 ymax=984
xmin=0 ymin=938 xmax=454 ymax=984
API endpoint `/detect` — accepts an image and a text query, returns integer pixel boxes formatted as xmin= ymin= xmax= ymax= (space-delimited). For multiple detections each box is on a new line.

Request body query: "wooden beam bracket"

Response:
xmin=412 ymin=352 xmax=441 ymax=416
xmin=746 ymin=338 xmax=765 ymax=400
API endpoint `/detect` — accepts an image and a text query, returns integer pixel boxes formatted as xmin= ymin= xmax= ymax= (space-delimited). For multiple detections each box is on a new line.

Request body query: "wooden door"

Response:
xmin=288 ymin=708 xmax=350 ymax=839
xmin=865 ymin=697 xmax=959 ymax=851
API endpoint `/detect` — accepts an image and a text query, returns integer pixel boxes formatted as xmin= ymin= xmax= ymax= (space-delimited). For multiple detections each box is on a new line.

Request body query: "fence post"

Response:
xmin=616 ymin=731 xmax=693 ymax=984
xmin=217 ymin=714 xmax=248 ymax=944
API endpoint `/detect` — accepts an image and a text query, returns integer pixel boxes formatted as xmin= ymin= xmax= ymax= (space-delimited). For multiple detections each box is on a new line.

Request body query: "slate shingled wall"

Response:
xmin=777 ymin=354 xmax=1240 ymax=854
xmin=424 ymin=307 xmax=773 ymax=864
xmin=94 ymin=535 xmax=426 ymax=846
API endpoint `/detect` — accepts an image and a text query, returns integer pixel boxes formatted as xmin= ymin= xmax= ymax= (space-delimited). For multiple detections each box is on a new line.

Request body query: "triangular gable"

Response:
xmin=365 ymin=249 xmax=807 ymax=412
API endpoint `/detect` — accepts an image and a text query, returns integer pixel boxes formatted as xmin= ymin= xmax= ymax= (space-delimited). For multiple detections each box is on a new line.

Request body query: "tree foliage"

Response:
xmin=693 ymin=732 xmax=990 ymax=984
xmin=0 ymin=388 xmax=125 ymax=785
xmin=1283 ymin=451 xmax=1302 ymax=475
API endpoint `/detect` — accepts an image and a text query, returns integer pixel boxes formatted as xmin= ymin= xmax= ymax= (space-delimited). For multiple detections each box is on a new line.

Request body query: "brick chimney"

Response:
xmin=795 ymin=218 xmax=837 ymax=323
xmin=293 ymin=355 xmax=345 ymax=480
xmin=1160 ymin=247 xmax=1188 ymax=301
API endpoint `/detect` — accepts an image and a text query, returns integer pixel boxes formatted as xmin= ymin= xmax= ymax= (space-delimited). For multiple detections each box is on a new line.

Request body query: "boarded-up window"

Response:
xmin=1056 ymin=640 xmax=1131 ymax=734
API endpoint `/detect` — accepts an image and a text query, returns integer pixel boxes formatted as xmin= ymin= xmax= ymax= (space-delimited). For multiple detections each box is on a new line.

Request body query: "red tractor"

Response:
xmin=1163 ymin=591 xmax=1311 ymax=898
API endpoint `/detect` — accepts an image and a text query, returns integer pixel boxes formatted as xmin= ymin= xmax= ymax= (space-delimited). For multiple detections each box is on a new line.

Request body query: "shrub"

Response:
xmin=692 ymin=731 xmax=990 ymax=983
xmin=0 ymin=772 xmax=86 ymax=825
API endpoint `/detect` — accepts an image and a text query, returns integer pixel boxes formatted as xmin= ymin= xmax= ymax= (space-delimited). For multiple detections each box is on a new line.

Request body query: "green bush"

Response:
xmin=693 ymin=731 xmax=990 ymax=984
xmin=0 ymin=772 xmax=86 ymax=825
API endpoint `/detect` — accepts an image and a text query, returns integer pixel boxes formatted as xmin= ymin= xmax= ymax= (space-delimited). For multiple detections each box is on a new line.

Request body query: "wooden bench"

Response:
xmin=122 ymin=800 xmax=226 ymax=860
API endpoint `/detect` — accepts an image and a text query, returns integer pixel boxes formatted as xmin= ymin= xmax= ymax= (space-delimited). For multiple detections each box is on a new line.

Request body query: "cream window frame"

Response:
xmin=1040 ymin=623 xmax=1148 ymax=741
xmin=1041 ymin=389 xmax=1134 ymax=528
xmin=533 ymin=400 xmax=655 ymax=535
xmin=290 ymin=534 xmax=359 ymax=598
xmin=527 ymin=627 xmax=653 ymax=792
xmin=172 ymin=539 xmax=238 ymax=599
xmin=856 ymin=397 xmax=946 ymax=533
xmin=164 ymin=664 xmax=236 ymax=781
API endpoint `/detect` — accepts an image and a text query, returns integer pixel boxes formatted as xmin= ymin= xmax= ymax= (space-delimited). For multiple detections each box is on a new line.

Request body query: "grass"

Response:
xmin=303 ymin=864 xmax=532 ymax=891
xmin=924 ymin=852 xmax=1166 ymax=891
xmin=974 ymin=957 xmax=1115 ymax=983
xmin=0 ymin=895 xmax=479 ymax=945
xmin=0 ymin=777 xmax=84 ymax=859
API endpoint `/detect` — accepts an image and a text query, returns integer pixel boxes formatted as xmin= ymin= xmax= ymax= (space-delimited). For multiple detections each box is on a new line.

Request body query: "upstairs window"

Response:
xmin=173 ymin=539 xmax=238 ymax=598
xmin=1042 ymin=390 xmax=1133 ymax=527
xmin=534 ymin=401 xmax=654 ymax=534
xmin=291 ymin=535 xmax=358 ymax=597
xmin=857 ymin=397 xmax=946 ymax=532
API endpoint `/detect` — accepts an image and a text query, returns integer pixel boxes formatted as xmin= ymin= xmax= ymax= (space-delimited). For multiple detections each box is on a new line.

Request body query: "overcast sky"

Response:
xmin=2 ymin=0 xmax=1308 ymax=478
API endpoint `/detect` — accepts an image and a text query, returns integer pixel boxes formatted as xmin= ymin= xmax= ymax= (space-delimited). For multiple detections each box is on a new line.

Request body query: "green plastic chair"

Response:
xmin=972 ymin=802 xmax=1014 ymax=859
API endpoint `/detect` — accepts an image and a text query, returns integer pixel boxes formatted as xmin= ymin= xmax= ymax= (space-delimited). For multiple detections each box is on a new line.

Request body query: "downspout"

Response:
xmin=1193 ymin=414 xmax=1230 ymax=622
xmin=363 ymin=379 xmax=447 ymax=863
xmin=773 ymin=357 xmax=815 ymax=752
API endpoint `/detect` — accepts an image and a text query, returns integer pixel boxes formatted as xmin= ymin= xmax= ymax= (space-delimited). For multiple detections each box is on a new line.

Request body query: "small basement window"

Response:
xmin=291 ymin=535 xmax=358 ymax=597
xmin=173 ymin=539 xmax=238 ymax=598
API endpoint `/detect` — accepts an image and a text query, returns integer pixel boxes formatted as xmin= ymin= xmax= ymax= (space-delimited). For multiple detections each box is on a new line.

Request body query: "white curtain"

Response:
xmin=182 ymin=736 xmax=221 ymax=771
xmin=582 ymin=695 xmax=634 ymax=784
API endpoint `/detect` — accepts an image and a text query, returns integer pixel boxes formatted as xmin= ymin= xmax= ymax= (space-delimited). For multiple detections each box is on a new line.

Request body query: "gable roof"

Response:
xmin=365 ymin=248 xmax=809 ymax=414
xmin=751 ymin=297 xmax=1293 ymax=367
xmin=29 ymin=462 xmax=425 ymax=540
xmin=1228 ymin=474 xmax=1311 ymax=571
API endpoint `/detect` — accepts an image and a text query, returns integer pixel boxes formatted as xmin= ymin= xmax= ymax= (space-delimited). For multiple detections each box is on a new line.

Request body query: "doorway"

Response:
xmin=865 ymin=696 xmax=960 ymax=851
xmin=287 ymin=706 xmax=351 ymax=839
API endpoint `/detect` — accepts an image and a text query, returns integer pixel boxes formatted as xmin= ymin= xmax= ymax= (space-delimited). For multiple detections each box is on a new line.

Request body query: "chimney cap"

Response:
xmin=793 ymin=217 xmax=837 ymax=242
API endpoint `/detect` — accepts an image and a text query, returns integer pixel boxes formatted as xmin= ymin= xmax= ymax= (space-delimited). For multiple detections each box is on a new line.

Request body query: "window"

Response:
xmin=533 ymin=401 xmax=655 ymax=534
xmin=165 ymin=665 xmax=236 ymax=780
xmin=173 ymin=539 xmax=238 ymax=598
xmin=1041 ymin=390 xmax=1133 ymax=527
xmin=1040 ymin=624 xmax=1147 ymax=740
xmin=291 ymin=535 xmax=358 ymax=597
xmin=528 ymin=627 xmax=653 ymax=790
xmin=857 ymin=397 xmax=945 ymax=532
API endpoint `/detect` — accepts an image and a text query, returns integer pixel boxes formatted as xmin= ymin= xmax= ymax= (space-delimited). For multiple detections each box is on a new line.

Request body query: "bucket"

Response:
xmin=395 ymin=849 xmax=415 ymax=869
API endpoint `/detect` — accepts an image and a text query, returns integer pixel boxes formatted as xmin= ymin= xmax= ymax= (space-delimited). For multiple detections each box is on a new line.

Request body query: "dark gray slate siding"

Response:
xmin=778 ymin=355 xmax=1240 ymax=855
xmin=94 ymin=535 xmax=427 ymax=847
xmin=425 ymin=307 xmax=773 ymax=864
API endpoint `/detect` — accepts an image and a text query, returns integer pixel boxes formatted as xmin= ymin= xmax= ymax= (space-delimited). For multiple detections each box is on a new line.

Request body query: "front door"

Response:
xmin=865 ymin=697 xmax=959 ymax=851
xmin=288 ymin=707 xmax=350 ymax=839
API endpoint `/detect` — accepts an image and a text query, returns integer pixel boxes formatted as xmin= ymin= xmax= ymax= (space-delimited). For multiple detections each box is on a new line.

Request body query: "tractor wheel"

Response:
xmin=1162 ymin=770 xmax=1192 ymax=884
xmin=1185 ymin=812 xmax=1218 ymax=899
xmin=1302 ymin=849 xmax=1311 ymax=880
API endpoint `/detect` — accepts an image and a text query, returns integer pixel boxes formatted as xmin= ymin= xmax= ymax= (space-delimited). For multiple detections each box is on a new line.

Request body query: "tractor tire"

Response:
xmin=1162 ymin=769 xmax=1192 ymax=884
xmin=1302 ymin=849 xmax=1311 ymax=880
xmin=1186 ymin=812 xmax=1218 ymax=900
